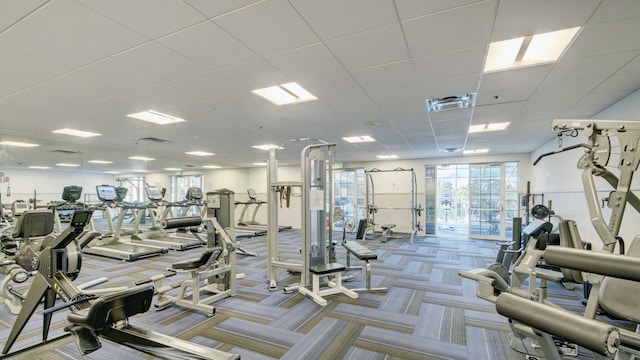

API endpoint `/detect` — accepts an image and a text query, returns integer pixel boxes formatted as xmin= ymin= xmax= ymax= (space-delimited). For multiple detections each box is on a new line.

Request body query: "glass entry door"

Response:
xmin=469 ymin=163 xmax=505 ymax=240
xmin=333 ymin=168 xmax=365 ymax=232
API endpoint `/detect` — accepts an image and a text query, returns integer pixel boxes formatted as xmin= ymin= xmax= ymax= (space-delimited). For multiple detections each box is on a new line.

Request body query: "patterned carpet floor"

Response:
xmin=0 ymin=229 xmax=591 ymax=359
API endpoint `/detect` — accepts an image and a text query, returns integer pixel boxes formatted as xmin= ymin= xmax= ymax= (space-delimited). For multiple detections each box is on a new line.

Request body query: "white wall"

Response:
xmin=0 ymin=168 xmax=113 ymax=205
xmin=531 ymin=88 xmax=640 ymax=251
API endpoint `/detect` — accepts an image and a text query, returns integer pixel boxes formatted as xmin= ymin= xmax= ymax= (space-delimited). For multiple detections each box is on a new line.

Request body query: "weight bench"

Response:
xmin=343 ymin=240 xmax=387 ymax=292
xmin=380 ymin=224 xmax=399 ymax=242
xmin=298 ymin=263 xmax=358 ymax=306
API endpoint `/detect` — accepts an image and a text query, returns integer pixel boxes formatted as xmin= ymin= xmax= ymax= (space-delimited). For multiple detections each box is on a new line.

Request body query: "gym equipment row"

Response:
xmin=1 ymin=209 xmax=239 ymax=359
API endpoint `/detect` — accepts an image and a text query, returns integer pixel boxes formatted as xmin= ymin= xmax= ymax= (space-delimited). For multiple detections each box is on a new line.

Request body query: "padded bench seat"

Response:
xmin=309 ymin=263 xmax=346 ymax=275
xmin=68 ymin=285 xmax=154 ymax=331
xmin=299 ymin=262 xmax=357 ymax=306
xmin=342 ymin=241 xmax=387 ymax=293
xmin=172 ymin=248 xmax=221 ymax=270
xmin=343 ymin=241 xmax=377 ymax=261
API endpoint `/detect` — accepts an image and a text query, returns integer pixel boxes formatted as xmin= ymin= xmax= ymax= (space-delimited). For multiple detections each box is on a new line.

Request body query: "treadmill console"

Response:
xmin=62 ymin=185 xmax=83 ymax=203
xmin=186 ymin=187 xmax=203 ymax=201
xmin=247 ymin=188 xmax=257 ymax=201
xmin=146 ymin=187 xmax=163 ymax=202
xmin=96 ymin=185 xmax=118 ymax=202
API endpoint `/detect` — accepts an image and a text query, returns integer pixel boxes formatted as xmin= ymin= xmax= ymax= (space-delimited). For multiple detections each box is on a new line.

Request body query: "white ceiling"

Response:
xmin=0 ymin=0 xmax=639 ymax=172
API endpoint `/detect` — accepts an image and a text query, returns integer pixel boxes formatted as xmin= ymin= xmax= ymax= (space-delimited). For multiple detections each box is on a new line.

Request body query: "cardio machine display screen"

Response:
xmin=96 ymin=186 xmax=118 ymax=202
xmin=146 ymin=187 xmax=163 ymax=201
xmin=71 ymin=210 xmax=91 ymax=226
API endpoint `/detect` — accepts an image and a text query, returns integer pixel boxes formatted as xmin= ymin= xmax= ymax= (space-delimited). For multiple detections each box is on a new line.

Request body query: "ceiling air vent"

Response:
xmin=184 ymin=164 xmax=197 ymax=168
xmin=425 ymin=93 xmax=476 ymax=112
xmin=134 ymin=137 xmax=172 ymax=144
xmin=51 ymin=149 xmax=82 ymax=154
xmin=440 ymin=147 xmax=462 ymax=153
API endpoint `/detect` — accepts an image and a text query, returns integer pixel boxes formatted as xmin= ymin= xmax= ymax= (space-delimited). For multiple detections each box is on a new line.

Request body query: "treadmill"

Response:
xmin=128 ymin=186 xmax=203 ymax=251
xmin=82 ymin=185 xmax=168 ymax=261
xmin=236 ymin=188 xmax=291 ymax=233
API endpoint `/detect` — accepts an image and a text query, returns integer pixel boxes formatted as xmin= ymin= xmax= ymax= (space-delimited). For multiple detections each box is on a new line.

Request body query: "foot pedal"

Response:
xmin=66 ymin=323 xmax=101 ymax=355
xmin=554 ymin=337 xmax=578 ymax=357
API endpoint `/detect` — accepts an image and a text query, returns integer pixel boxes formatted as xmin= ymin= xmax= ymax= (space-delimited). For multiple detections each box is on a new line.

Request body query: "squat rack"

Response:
xmin=364 ymin=167 xmax=420 ymax=244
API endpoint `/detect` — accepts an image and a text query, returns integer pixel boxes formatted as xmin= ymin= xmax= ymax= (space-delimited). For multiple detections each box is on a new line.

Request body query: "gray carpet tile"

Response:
xmin=0 ymin=230 xmax=600 ymax=359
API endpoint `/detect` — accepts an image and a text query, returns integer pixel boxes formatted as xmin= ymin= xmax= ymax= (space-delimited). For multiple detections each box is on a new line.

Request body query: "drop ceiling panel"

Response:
xmin=419 ymin=75 xmax=481 ymax=101
xmin=618 ymin=54 xmax=640 ymax=74
xmin=81 ymin=0 xmax=206 ymax=39
xmin=519 ymin=95 xmax=583 ymax=115
xmin=326 ymin=24 xmax=409 ymax=71
xmin=472 ymin=102 xmax=524 ymax=121
xmin=216 ymin=58 xmax=288 ymax=91
xmin=184 ymin=0 xmax=263 ymax=19
xmin=546 ymin=51 xmax=638 ymax=83
xmin=480 ymin=65 xmax=553 ymax=92
xmin=589 ymin=0 xmax=640 ymax=23
xmin=266 ymin=43 xmax=346 ymax=78
xmin=0 ymin=21 xmax=103 ymax=69
xmin=213 ymin=0 xmax=319 ymax=57
xmin=564 ymin=17 xmax=640 ymax=59
xmin=413 ymin=46 xmax=486 ymax=82
xmin=0 ymin=47 xmax=68 ymax=97
xmin=0 ymin=12 xmax=15 ymax=30
xmin=77 ymin=57 xmax=163 ymax=94
xmin=291 ymin=0 xmax=396 ymax=40
xmin=395 ymin=0 xmax=486 ymax=20
xmin=0 ymin=0 xmax=48 ymax=18
xmin=351 ymin=60 xmax=416 ymax=92
xmin=113 ymin=42 xmax=207 ymax=82
xmin=402 ymin=1 xmax=495 ymax=58
xmin=592 ymin=73 xmax=640 ymax=94
xmin=1 ymin=1 xmax=640 ymax=170
xmin=491 ymin=0 xmax=599 ymax=41
xmin=321 ymin=92 xmax=381 ymax=118
xmin=158 ymin=21 xmax=257 ymax=70
xmin=532 ymin=77 xmax=607 ymax=100
xmin=298 ymin=69 xmax=363 ymax=98
xmin=23 ymin=0 xmax=149 ymax=55
xmin=475 ymin=85 xmax=533 ymax=105
xmin=367 ymin=84 xmax=428 ymax=116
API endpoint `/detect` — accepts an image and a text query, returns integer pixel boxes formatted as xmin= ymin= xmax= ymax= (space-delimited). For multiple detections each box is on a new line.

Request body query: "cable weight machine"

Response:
xmin=360 ymin=167 xmax=421 ymax=244
xmin=266 ymin=140 xmax=335 ymax=292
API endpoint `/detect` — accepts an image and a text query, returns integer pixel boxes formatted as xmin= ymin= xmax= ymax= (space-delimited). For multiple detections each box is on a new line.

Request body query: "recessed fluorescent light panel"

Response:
xmin=0 ymin=140 xmax=39 ymax=147
xmin=463 ymin=148 xmax=490 ymax=155
xmin=128 ymin=156 xmax=155 ymax=161
xmin=377 ymin=155 xmax=398 ymax=159
xmin=104 ymin=171 xmax=121 ymax=174
xmin=29 ymin=166 xmax=50 ymax=169
xmin=133 ymin=169 xmax=148 ymax=173
xmin=56 ymin=163 xmax=81 ymax=167
xmin=468 ymin=122 xmax=510 ymax=133
xmin=342 ymin=136 xmax=375 ymax=143
xmin=164 ymin=167 xmax=182 ymax=171
xmin=252 ymin=82 xmax=317 ymax=105
xmin=202 ymin=165 xmax=221 ymax=169
xmin=52 ymin=128 xmax=102 ymax=138
xmin=426 ymin=93 xmax=476 ymax=112
xmin=484 ymin=27 xmax=580 ymax=72
xmin=252 ymin=162 xmax=267 ymax=166
xmin=127 ymin=110 xmax=185 ymax=125
xmin=88 ymin=160 xmax=113 ymax=164
xmin=185 ymin=151 xmax=214 ymax=156
xmin=252 ymin=144 xmax=282 ymax=151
